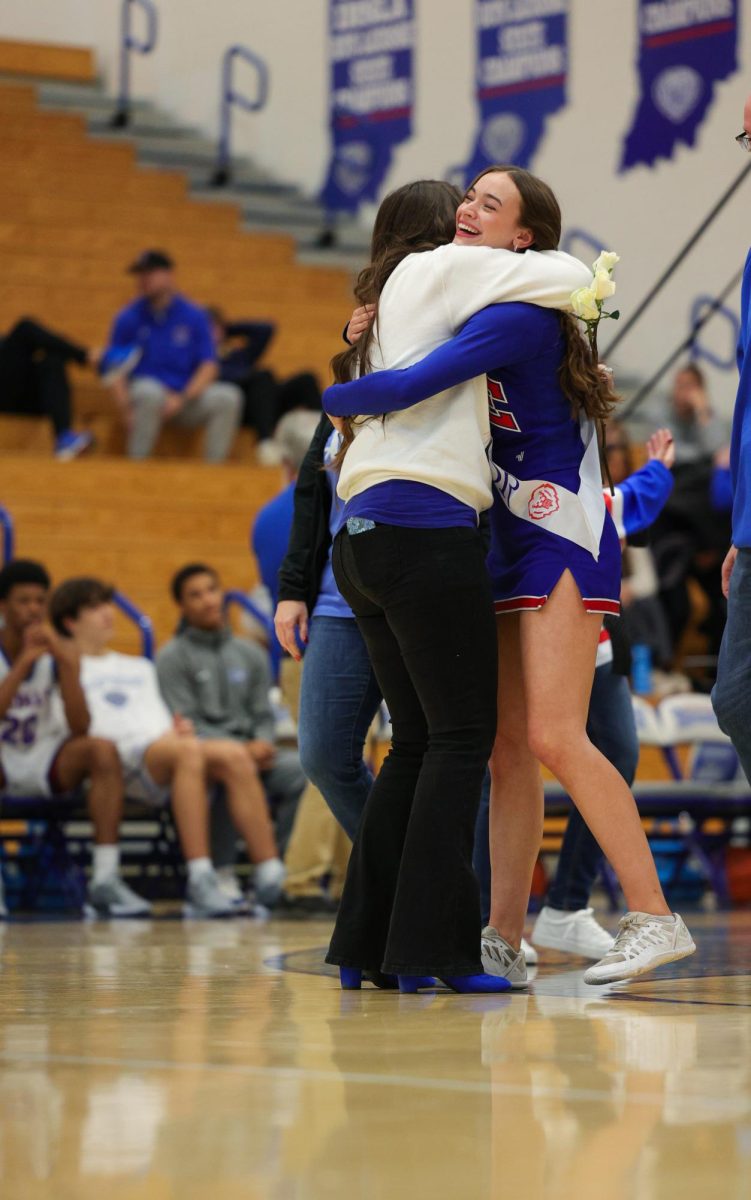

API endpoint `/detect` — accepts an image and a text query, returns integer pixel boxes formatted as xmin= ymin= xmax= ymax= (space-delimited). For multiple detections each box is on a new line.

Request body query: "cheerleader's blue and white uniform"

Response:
xmin=324 ymin=302 xmax=621 ymax=615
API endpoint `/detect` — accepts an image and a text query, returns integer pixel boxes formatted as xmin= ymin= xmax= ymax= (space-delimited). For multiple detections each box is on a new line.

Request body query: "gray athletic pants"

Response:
xmin=127 ymin=376 xmax=242 ymax=462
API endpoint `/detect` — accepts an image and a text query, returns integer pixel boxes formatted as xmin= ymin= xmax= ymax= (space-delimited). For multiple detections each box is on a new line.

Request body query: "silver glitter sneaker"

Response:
xmin=481 ymin=926 xmax=529 ymax=989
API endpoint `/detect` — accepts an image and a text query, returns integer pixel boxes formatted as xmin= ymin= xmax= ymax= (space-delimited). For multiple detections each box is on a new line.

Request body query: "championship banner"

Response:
xmin=620 ymin=0 xmax=738 ymax=171
xmin=462 ymin=0 xmax=568 ymax=183
xmin=321 ymin=0 xmax=415 ymax=214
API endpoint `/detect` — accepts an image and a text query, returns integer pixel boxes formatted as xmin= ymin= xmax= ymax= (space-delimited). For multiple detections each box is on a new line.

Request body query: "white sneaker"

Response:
xmin=521 ymin=936 xmax=538 ymax=965
xmin=583 ymin=912 xmax=696 ymax=985
xmin=85 ymin=876 xmax=152 ymax=919
xmin=480 ymin=926 xmax=528 ymax=989
xmin=184 ymin=869 xmax=236 ymax=919
xmin=216 ymin=866 xmax=249 ymax=911
xmin=254 ymin=858 xmax=286 ymax=908
xmin=532 ymin=906 xmax=615 ymax=960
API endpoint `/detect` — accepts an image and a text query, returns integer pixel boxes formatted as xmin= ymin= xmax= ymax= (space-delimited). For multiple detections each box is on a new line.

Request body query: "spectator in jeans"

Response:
xmin=49 ymin=576 xmax=286 ymax=914
xmin=156 ymin=563 xmax=306 ymax=873
xmin=253 ymin=409 xmax=347 ymax=911
xmin=274 ymin=413 xmax=383 ymax=859
xmin=0 ymin=317 xmax=100 ymax=459
xmin=108 ymin=251 xmax=241 ymax=461
xmin=207 ymin=306 xmax=321 ymax=466
xmin=0 ymin=559 xmax=150 ymax=919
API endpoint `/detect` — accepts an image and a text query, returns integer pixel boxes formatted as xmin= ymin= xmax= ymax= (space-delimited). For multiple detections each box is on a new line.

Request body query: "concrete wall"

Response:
xmin=1 ymin=0 xmax=749 ymax=417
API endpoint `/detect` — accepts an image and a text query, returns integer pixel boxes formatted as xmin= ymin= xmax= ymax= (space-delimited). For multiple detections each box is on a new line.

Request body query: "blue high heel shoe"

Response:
xmin=398 ymin=973 xmax=512 ymax=994
xmin=339 ymin=967 xmax=366 ymax=990
xmin=340 ymin=967 xmax=435 ymax=990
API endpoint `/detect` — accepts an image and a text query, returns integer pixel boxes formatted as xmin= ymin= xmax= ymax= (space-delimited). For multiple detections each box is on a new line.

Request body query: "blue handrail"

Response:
xmin=222 ymin=588 xmax=281 ymax=678
xmin=211 ymin=45 xmax=270 ymax=186
xmin=688 ymin=295 xmax=740 ymax=371
xmin=0 ymin=505 xmax=15 ymax=564
xmin=113 ymin=590 xmax=155 ymax=660
xmin=223 ymin=589 xmax=274 ymax=640
xmin=112 ymin=0 xmax=159 ymax=128
xmin=560 ymin=227 xmax=607 ymax=262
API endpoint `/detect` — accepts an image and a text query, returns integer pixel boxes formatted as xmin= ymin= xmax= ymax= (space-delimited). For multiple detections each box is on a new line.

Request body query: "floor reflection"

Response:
xmin=0 ymin=915 xmax=748 ymax=1198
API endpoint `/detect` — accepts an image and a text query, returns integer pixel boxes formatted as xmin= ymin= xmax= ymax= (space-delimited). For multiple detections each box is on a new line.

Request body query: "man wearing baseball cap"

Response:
xmin=106 ymin=250 xmax=241 ymax=461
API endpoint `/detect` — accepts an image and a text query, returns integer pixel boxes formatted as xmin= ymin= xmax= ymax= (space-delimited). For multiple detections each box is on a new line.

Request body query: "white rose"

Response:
xmin=570 ymin=285 xmax=600 ymax=321
xmin=592 ymin=269 xmax=616 ymax=301
xmin=593 ymin=250 xmax=620 ymax=275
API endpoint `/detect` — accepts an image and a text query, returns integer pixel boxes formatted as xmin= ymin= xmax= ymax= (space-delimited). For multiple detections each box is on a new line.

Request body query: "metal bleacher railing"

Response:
xmin=211 ymin=44 xmax=270 ymax=186
xmin=111 ymin=0 xmax=159 ymax=128
xmin=0 ymin=504 xmax=14 ymax=565
xmin=112 ymin=590 xmax=155 ymax=660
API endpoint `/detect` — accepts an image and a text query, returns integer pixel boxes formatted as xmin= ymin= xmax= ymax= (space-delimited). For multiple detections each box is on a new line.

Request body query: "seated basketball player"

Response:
xmin=50 ymin=576 xmax=287 ymax=914
xmin=0 ymin=559 xmax=150 ymax=919
xmin=157 ymin=564 xmax=307 ymax=870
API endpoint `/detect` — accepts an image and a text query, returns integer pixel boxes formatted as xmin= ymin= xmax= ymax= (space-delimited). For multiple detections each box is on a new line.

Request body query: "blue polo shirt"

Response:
xmin=110 ymin=294 xmax=216 ymax=391
xmin=731 ymin=249 xmax=751 ymax=548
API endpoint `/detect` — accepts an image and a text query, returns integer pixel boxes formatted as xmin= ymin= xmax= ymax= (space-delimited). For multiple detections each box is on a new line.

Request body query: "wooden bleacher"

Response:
xmin=0 ymin=38 xmax=96 ymax=82
xmin=0 ymin=41 xmax=355 ymax=460
xmin=2 ymin=456 xmax=279 ymax=653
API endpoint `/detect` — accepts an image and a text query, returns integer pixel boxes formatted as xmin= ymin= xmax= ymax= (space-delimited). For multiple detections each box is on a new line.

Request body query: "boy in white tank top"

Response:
xmin=0 ymin=559 xmax=150 ymax=919
xmin=50 ymin=576 xmax=286 ymax=916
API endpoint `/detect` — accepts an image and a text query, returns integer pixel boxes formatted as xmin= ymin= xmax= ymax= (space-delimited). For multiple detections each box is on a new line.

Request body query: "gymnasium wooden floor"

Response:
xmin=0 ymin=910 xmax=749 ymax=1199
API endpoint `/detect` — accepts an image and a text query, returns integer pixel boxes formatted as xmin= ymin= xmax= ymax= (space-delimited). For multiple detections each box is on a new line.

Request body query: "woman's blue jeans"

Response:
xmin=297 ymin=615 xmax=383 ymax=842
xmin=473 ymin=661 xmax=640 ymax=923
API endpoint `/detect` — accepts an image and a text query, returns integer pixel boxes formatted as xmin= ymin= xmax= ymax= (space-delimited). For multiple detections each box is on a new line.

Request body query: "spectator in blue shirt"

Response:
xmin=252 ymin=409 xmax=321 ymax=673
xmin=712 ymin=93 xmax=751 ymax=779
xmin=107 ymin=250 xmax=241 ymax=461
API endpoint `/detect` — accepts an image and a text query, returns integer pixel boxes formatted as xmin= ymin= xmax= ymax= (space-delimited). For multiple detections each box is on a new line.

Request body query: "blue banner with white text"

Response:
xmin=321 ymin=0 xmax=415 ymax=215
xmin=620 ymin=0 xmax=738 ymax=171
xmin=461 ymin=0 xmax=568 ymax=185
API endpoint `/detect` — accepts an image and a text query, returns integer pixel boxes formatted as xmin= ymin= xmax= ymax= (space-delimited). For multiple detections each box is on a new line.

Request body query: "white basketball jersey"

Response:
xmin=0 ymin=651 xmax=69 ymax=795
xmin=80 ymin=652 xmax=172 ymax=769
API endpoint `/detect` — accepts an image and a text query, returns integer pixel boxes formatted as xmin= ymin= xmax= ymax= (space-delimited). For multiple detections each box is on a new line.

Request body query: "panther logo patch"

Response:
xmin=528 ymin=484 xmax=560 ymax=521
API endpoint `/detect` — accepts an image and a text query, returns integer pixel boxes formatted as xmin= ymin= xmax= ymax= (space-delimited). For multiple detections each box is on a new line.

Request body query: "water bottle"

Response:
xmin=631 ymin=643 xmax=653 ymax=696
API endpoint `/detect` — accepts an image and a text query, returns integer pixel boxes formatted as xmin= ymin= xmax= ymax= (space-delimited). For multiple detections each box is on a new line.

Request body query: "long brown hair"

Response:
xmin=329 ymin=180 xmax=460 ymax=461
xmin=466 ymin=164 xmax=618 ymax=426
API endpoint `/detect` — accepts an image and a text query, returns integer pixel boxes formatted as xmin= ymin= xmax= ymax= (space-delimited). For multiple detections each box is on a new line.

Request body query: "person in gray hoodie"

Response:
xmin=156 ymin=563 xmax=306 ymax=880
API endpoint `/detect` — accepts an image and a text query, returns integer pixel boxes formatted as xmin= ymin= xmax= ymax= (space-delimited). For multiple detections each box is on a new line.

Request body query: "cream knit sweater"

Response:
xmin=337 ymin=244 xmax=591 ymax=514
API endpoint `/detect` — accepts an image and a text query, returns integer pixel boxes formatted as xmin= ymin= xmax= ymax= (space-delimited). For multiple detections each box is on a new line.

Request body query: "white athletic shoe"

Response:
xmin=254 ymin=858 xmax=286 ymax=908
xmin=481 ymin=926 xmax=528 ymax=989
xmin=183 ymin=869 xmax=236 ymax=919
xmin=532 ymin=905 xmax=615 ymax=960
xmin=583 ymin=912 xmax=696 ymax=985
xmin=85 ymin=876 xmax=152 ymax=919
xmin=216 ymin=866 xmax=249 ymax=911
xmin=521 ymin=936 xmax=538 ymax=965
